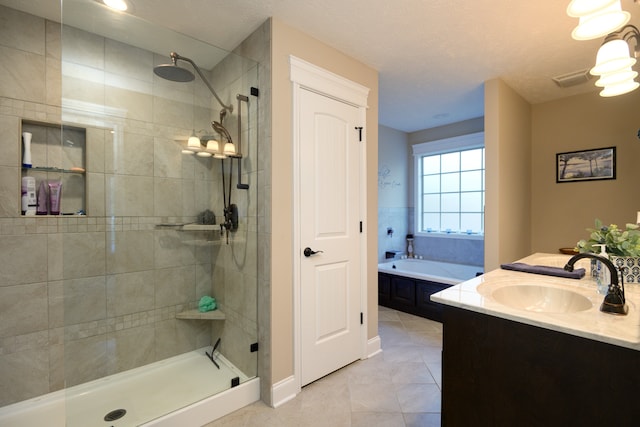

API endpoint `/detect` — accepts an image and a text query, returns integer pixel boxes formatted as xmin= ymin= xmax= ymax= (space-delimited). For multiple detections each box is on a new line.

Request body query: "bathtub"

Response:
xmin=378 ymin=258 xmax=483 ymax=285
xmin=0 ymin=348 xmax=259 ymax=427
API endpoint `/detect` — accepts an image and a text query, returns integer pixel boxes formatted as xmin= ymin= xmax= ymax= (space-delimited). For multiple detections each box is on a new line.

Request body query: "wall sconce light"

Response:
xmin=591 ymin=25 xmax=640 ymax=96
xmin=567 ymin=0 xmax=630 ymax=40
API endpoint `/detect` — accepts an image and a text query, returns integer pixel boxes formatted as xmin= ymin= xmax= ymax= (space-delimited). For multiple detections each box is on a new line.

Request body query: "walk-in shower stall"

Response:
xmin=0 ymin=0 xmax=260 ymax=425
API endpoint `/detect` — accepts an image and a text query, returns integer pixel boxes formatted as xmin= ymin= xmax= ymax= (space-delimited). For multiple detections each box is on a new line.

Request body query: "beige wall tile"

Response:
xmin=62 ymin=68 xmax=105 ymax=107
xmin=106 ymin=230 xmax=154 ymax=274
xmin=85 ymin=127 xmax=106 ymax=173
xmin=105 ymin=175 xmax=154 ymax=217
xmin=61 ymin=26 xmax=104 ymax=69
xmin=154 ymin=137 xmax=183 ymax=178
xmin=62 ymin=231 xmax=106 ymax=279
xmin=0 ymin=166 xmax=19 ymax=218
xmin=107 ymin=323 xmax=155 ymax=373
xmin=0 ymin=283 xmax=48 ymax=338
xmin=105 ymin=83 xmax=153 ymax=123
xmin=0 ymin=115 xmax=19 ymax=167
xmin=154 ymin=178 xmax=182 ymax=217
xmin=154 ymin=265 xmax=195 ymax=308
xmin=0 ymin=5 xmax=45 ymax=55
xmin=105 ymin=39 xmax=153 ymax=83
xmin=0 ymin=347 xmax=49 ymax=406
xmin=0 ymin=234 xmax=48 ymax=286
xmin=152 ymin=95 xmax=193 ymax=131
xmin=106 ymin=270 xmax=155 ymax=317
xmin=63 ymin=333 xmax=108 ymax=387
xmin=0 ymin=45 xmax=46 ymax=104
xmin=62 ymin=276 xmax=106 ymax=325
xmin=48 ymin=233 xmax=63 ymax=281
xmin=154 ymin=318 xmax=208 ymax=360
xmin=86 ymin=172 xmax=105 ymax=216
xmin=105 ymin=131 xmax=154 ymax=176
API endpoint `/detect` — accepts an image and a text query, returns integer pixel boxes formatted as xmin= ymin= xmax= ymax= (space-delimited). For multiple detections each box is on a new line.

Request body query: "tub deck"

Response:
xmin=378 ymin=258 xmax=483 ymax=321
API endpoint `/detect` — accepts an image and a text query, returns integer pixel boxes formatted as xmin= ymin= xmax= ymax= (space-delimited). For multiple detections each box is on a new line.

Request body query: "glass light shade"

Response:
xmin=181 ymin=149 xmax=195 ymax=155
xmin=599 ymin=79 xmax=640 ymax=97
xmin=567 ymin=0 xmax=617 ymax=17
xmin=205 ymin=139 xmax=220 ymax=153
xmin=103 ymin=0 xmax=128 ymax=11
xmin=223 ymin=142 xmax=237 ymax=156
xmin=570 ymin=2 xmax=630 ymax=40
xmin=187 ymin=135 xmax=202 ymax=152
xmin=590 ymin=39 xmax=636 ymax=75
xmin=196 ymin=151 xmax=212 ymax=157
xmin=595 ymin=67 xmax=638 ymax=87
xmin=205 ymin=139 xmax=226 ymax=158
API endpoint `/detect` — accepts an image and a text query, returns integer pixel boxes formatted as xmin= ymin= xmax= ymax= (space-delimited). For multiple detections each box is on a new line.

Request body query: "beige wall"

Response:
xmin=270 ymin=19 xmax=379 ymax=384
xmin=531 ymin=89 xmax=640 ymax=253
xmin=484 ymin=79 xmax=532 ymax=271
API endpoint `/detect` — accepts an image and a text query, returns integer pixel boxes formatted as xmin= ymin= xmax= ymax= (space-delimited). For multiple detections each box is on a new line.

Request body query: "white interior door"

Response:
xmin=299 ymin=88 xmax=363 ymax=386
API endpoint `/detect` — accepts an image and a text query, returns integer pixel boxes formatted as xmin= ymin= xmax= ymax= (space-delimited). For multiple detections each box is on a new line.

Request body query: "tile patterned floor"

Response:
xmin=205 ymin=306 xmax=442 ymax=426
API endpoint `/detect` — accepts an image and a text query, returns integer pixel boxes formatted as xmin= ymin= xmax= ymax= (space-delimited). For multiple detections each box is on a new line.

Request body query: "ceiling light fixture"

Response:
xmin=103 ymin=0 xmax=128 ymax=12
xmin=567 ymin=0 xmax=630 ymax=40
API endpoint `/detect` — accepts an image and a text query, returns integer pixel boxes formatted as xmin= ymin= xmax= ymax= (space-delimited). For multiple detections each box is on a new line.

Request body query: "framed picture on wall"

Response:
xmin=556 ymin=146 xmax=616 ymax=183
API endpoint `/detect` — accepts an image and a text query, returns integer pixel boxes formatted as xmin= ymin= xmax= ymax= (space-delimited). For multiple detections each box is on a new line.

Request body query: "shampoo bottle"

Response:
xmin=593 ymin=244 xmax=610 ymax=295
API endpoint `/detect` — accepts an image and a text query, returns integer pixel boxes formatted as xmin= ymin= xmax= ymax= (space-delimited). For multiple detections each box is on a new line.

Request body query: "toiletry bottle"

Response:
xmin=593 ymin=244 xmax=610 ymax=294
xmin=21 ymin=177 xmax=37 ymax=216
xmin=36 ymin=180 xmax=48 ymax=215
xmin=22 ymin=132 xmax=32 ymax=168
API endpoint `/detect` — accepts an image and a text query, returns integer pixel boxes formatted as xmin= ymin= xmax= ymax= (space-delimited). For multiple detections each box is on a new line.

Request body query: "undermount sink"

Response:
xmin=490 ymin=285 xmax=593 ymax=314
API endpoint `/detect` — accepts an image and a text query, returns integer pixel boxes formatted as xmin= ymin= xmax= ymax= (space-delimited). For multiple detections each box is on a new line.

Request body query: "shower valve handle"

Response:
xmin=304 ymin=247 xmax=323 ymax=257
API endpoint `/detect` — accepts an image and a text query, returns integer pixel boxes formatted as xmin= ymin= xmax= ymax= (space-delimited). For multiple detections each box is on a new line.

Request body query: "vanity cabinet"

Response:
xmin=378 ymin=272 xmax=450 ymax=321
xmin=20 ymin=120 xmax=86 ymax=216
xmin=441 ymin=306 xmax=640 ymax=426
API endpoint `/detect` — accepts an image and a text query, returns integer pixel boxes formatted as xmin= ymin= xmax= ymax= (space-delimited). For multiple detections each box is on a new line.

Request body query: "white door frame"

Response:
xmin=290 ymin=55 xmax=370 ymax=395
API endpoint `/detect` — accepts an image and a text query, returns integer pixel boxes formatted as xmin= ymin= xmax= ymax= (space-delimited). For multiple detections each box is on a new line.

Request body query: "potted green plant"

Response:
xmin=576 ymin=219 xmax=640 ymax=283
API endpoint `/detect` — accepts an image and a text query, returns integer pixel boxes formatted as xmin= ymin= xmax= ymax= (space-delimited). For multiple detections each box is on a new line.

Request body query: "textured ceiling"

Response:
xmin=3 ymin=0 xmax=639 ymax=132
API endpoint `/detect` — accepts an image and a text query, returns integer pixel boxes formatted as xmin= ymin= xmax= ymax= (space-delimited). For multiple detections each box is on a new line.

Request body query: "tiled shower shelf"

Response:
xmin=156 ymin=223 xmax=218 ymax=231
xmin=176 ymin=309 xmax=226 ymax=320
xmin=22 ymin=166 xmax=85 ymax=174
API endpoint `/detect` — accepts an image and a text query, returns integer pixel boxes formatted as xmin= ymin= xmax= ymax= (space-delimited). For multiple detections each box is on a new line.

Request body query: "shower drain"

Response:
xmin=104 ymin=408 xmax=127 ymax=422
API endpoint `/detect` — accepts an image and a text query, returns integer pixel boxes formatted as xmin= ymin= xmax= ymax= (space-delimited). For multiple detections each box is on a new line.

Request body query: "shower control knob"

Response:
xmin=304 ymin=247 xmax=323 ymax=257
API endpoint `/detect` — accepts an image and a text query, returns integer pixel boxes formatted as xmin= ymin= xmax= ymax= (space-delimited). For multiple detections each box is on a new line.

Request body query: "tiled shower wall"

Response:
xmin=0 ymin=5 xmax=259 ymax=407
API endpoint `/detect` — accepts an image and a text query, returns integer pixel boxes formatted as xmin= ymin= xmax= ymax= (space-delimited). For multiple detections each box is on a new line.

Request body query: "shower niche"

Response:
xmin=20 ymin=120 xmax=86 ymax=216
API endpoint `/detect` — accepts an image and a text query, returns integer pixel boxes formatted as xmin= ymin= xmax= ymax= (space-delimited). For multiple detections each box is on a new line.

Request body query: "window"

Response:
xmin=413 ymin=132 xmax=484 ymax=237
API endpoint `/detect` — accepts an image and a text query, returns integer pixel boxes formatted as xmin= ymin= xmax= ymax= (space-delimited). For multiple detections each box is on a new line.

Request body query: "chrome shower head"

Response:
xmin=153 ymin=52 xmax=195 ymax=82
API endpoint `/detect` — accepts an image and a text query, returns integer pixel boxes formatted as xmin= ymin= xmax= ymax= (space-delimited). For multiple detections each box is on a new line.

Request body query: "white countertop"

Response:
xmin=431 ymin=253 xmax=640 ymax=351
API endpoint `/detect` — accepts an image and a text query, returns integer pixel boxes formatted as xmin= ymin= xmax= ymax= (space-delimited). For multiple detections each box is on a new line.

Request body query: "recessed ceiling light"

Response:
xmin=103 ymin=0 xmax=127 ymax=11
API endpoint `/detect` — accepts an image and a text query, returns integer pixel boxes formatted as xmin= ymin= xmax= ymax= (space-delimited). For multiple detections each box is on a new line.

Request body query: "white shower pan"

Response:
xmin=0 ymin=348 xmax=259 ymax=427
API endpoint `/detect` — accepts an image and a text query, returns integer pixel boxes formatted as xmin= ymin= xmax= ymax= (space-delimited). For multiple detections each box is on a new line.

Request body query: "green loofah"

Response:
xmin=198 ymin=296 xmax=217 ymax=312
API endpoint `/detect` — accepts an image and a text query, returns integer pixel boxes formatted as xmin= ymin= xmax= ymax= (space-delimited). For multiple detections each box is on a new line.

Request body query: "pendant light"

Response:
xmin=567 ymin=0 xmax=630 ymax=40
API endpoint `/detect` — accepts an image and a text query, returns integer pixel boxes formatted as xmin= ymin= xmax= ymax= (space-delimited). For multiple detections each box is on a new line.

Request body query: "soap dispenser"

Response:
xmin=593 ymin=244 xmax=610 ymax=295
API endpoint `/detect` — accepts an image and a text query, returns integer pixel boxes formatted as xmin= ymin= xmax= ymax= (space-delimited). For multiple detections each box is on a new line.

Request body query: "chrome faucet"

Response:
xmin=564 ymin=253 xmax=628 ymax=315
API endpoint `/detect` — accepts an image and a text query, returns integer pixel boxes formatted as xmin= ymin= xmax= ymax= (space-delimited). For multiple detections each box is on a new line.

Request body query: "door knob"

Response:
xmin=304 ymin=247 xmax=324 ymax=257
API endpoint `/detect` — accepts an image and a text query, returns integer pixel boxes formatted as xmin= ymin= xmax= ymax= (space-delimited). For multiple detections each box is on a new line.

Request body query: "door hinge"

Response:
xmin=355 ymin=126 xmax=363 ymax=142
xmin=360 ymin=312 xmax=364 ymax=325
xmin=359 ymin=221 xmax=363 ymax=233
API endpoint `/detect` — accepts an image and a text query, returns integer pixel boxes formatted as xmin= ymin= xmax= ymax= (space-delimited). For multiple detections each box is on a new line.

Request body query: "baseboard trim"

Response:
xmin=271 ymin=375 xmax=298 ymax=408
xmin=367 ymin=335 xmax=382 ymax=358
